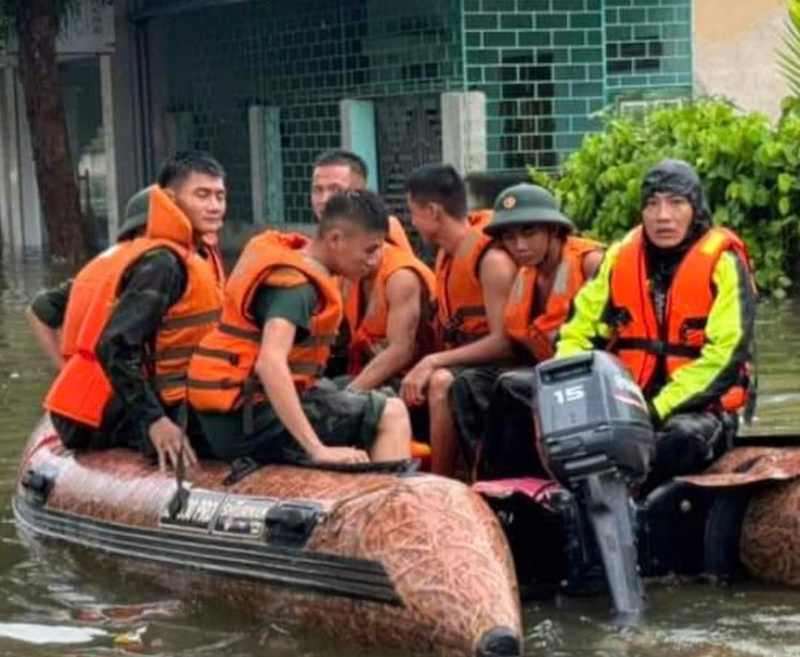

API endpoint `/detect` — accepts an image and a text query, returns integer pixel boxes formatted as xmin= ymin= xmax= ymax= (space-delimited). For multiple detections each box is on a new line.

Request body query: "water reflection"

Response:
xmin=2 ymin=256 xmax=800 ymax=656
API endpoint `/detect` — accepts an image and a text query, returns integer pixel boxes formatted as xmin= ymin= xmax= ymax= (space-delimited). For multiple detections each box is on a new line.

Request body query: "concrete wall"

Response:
xmin=0 ymin=0 xmax=139 ymax=252
xmin=695 ymin=0 xmax=789 ymax=120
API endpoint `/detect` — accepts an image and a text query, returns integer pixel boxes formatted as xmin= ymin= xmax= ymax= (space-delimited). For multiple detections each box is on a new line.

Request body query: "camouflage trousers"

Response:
xmin=52 ymin=400 xmax=215 ymax=460
xmin=196 ymin=378 xmax=388 ymax=464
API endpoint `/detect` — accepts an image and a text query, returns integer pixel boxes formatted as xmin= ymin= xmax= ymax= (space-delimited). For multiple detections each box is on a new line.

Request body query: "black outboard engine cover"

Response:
xmin=533 ymin=352 xmax=655 ymax=622
xmin=534 ymin=351 xmax=654 ymax=485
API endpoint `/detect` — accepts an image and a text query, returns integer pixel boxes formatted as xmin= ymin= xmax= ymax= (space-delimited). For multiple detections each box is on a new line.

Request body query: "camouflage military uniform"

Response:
xmin=29 ymin=279 xmax=72 ymax=329
xmin=34 ymin=249 xmax=213 ymax=456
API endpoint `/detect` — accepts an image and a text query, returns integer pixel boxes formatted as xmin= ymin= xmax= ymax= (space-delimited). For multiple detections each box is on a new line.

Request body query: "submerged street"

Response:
xmin=1 ymin=256 xmax=800 ymax=656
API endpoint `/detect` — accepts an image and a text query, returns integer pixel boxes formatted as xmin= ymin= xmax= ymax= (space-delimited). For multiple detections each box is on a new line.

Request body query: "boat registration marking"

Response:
xmin=159 ymin=491 xmax=224 ymax=532
xmin=212 ymin=496 xmax=277 ymax=540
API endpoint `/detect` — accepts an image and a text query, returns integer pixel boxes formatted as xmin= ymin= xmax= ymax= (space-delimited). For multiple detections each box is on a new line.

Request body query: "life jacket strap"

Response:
xmin=219 ymin=323 xmax=262 ymax=342
xmin=160 ymin=309 xmax=221 ymax=331
xmin=613 ymin=337 xmax=701 ymax=359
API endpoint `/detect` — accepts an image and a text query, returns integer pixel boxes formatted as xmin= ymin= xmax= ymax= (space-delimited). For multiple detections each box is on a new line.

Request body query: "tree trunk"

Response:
xmin=15 ymin=0 xmax=86 ymax=262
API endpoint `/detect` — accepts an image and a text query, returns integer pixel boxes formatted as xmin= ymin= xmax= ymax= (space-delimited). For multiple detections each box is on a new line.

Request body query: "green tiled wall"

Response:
xmin=161 ymin=0 xmax=694 ymax=215
xmin=462 ymin=0 xmax=693 ymax=170
xmin=604 ymin=0 xmax=693 ymax=101
xmin=464 ymin=0 xmax=606 ymax=170
xmin=165 ymin=0 xmax=462 ymax=224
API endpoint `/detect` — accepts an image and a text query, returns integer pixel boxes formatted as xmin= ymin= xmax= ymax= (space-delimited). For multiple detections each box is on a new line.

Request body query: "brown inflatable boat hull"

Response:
xmin=680 ymin=445 xmax=800 ymax=586
xmin=14 ymin=417 xmax=522 ymax=657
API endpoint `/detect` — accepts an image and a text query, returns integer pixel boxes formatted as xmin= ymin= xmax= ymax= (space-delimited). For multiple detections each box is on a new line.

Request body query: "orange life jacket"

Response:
xmin=387 ymin=215 xmax=413 ymax=253
xmin=60 ymin=210 xmax=225 ymax=362
xmin=201 ymin=233 xmax=227 ymax=286
xmin=467 ymin=208 xmax=493 ymax=230
xmin=609 ymin=226 xmax=754 ymax=412
xmin=59 ymin=254 xmax=115 ymax=363
xmin=504 ymin=236 xmax=602 ymax=362
xmin=435 ymin=227 xmax=494 ymax=349
xmin=343 ymin=243 xmax=436 ymax=375
xmin=44 ymin=187 xmax=223 ymax=428
xmin=187 ymin=231 xmax=342 ymax=413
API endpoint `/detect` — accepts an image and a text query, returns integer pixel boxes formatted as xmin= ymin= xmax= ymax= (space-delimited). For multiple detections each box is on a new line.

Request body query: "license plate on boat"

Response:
xmin=160 ymin=491 xmax=223 ymax=533
xmin=212 ymin=496 xmax=276 ymax=539
xmin=159 ymin=491 xmax=278 ymax=540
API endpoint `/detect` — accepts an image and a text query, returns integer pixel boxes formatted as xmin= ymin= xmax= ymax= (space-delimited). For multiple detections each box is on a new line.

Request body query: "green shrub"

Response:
xmin=529 ymin=98 xmax=800 ymax=298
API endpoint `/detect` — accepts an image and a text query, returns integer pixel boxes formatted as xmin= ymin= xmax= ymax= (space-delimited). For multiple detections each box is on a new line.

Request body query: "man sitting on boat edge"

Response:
xmin=400 ymin=164 xmax=518 ymax=477
xmin=340 ymin=240 xmax=436 ymax=392
xmin=41 ymin=151 xmax=228 ymax=471
xmin=25 ymin=151 xmax=226 ymax=373
xmin=456 ymin=183 xmax=604 ymax=481
xmin=307 ymin=149 xmax=436 ymax=391
xmin=555 ymin=159 xmax=757 ymax=491
xmin=187 ymin=190 xmax=412 ymax=466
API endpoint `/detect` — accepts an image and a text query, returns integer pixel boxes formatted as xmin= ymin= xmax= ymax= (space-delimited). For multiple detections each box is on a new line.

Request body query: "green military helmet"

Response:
xmin=117 ymin=184 xmax=158 ymax=241
xmin=484 ymin=183 xmax=575 ymax=238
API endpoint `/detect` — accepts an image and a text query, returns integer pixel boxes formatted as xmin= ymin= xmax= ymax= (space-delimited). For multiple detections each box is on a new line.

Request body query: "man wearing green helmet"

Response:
xmin=451 ymin=183 xmax=604 ymax=479
xmin=27 ymin=151 xmax=227 ymax=472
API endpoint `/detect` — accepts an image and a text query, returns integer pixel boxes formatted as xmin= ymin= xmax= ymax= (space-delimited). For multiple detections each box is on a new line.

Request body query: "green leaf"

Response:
xmin=778 ymin=172 xmax=796 ymax=193
xmin=737 ymin=177 xmax=756 ymax=207
xmin=549 ymin=97 xmax=800 ymax=297
xmin=754 ymin=185 xmax=771 ymax=207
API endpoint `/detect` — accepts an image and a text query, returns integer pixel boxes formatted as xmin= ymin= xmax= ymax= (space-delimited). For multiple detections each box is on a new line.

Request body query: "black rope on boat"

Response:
xmin=221 ymin=456 xmax=419 ymax=487
xmin=167 ymin=404 xmax=191 ymax=518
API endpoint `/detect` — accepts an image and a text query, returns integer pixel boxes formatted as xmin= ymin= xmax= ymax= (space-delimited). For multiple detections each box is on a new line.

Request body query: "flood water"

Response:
xmin=2 ymin=256 xmax=800 ymax=656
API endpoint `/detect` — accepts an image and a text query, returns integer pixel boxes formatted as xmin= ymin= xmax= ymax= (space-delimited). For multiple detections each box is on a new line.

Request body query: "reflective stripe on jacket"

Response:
xmin=187 ymin=231 xmax=342 ymax=413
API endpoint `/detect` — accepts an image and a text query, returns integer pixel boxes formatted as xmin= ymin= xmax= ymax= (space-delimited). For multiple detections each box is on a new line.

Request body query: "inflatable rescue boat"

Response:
xmin=474 ymin=352 xmax=800 ymax=620
xmin=13 ymin=417 xmax=522 ymax=657
xmin=16 ymin=350 xmax=794 ymax=649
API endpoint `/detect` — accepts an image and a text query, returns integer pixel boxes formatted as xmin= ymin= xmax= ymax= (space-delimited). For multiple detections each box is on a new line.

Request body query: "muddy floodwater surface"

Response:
xmin=1 ymin=256 xmax=800 ymax=656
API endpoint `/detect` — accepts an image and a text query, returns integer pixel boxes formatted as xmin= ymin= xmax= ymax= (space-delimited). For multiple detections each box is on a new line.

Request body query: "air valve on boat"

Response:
xmin=21 ymin=468 xmax=55 ymax=507
xmin=265 ymin=502 xmax=321 ymax=547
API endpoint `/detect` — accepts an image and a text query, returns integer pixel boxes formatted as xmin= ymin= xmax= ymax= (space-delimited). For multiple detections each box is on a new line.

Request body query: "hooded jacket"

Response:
xmin=555 ymin=160 xmax=757 ymax=421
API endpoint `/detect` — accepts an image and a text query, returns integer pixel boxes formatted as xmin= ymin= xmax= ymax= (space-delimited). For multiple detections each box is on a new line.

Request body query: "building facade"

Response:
xmin=695 ymin=0 xmax=789 ymax=121
xmin=0 ymin=0 xmax=694 ymax=252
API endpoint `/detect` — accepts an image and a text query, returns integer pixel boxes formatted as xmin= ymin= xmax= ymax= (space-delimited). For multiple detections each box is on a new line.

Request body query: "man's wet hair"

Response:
xmin=465 ymin=171 xmax=530 ymax=209
xmin=313 ymin=149 xmax=368 ymax=180
xmin=157 ymin=150 xmax=226 ymax=189
xmin=319 ymin=190 xmax=389 ymax=237
xmin=404 ymin=164 xmax=467 ymax=220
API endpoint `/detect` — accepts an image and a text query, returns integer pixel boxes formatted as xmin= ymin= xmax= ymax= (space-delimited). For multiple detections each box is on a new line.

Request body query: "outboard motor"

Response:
xmin=534 ymin=352 xmax=655 ymax=622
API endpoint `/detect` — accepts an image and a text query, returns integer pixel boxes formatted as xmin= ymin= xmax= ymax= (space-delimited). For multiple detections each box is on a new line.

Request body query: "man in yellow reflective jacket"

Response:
xmin=554 ymin=160 xmax=757 ymax=490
